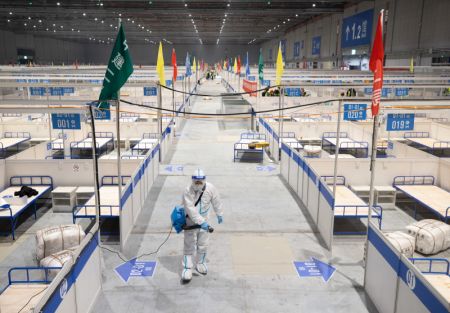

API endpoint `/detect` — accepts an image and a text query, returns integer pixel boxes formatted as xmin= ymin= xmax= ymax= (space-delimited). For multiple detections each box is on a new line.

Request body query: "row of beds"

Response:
xmin=49 ymin=132 xmax=158 ymax=160
xmin=1 ymin=175 xmax=449 ymax=308
xmin=321 ymin=175 xmax=450 ymax=234
xmin=0 ymin=176 xmax=128 ymax=312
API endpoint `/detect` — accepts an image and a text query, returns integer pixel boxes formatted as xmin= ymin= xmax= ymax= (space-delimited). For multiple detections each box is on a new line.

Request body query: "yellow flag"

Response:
xmin=275 ymin=43 xmax=284 ymax=85
xmin=223 ymin=60 xmax=226 ymax=69
xmin=409 ymin=57 xmax=414 ymax=73
xmin=156 ymin=42 xmax=165 ymax=87
xmin=233 ymin=57 xmax=237 ymax=73
xmin=193 ymin=57 xmax=197 ymax=73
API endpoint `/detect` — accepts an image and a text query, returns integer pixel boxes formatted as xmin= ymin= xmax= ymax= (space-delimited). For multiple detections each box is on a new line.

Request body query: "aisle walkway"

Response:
xmin=93 ymin=80 xmax=376 ymax=313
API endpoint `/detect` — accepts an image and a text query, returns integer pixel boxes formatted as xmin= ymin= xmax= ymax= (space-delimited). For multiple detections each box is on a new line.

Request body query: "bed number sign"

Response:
xmin=386 ymin=113 xmax=415 ymax=131
xmin=344 ymin=103 xmax=367 ymax=121
xmin=51 ymin=113 xmax=81 ymax=130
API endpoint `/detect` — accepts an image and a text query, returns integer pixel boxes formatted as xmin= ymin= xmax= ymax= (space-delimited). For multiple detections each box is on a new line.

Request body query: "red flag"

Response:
xmin=370 ymin=10 xmax=384 ymax=116
xmin=171 ymin=48 xmax=177 ymax=82
xmin=370 ymin=11 xmax=384 ymax=72
xmin=237 ymin=56 xmax=241 ymax=74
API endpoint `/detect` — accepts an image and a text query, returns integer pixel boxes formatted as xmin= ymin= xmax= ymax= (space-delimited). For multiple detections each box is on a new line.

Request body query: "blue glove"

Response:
xmin=200 ymin=222 xmax=209 ymax=230
xmin=217 ymin=216 xmax=223 ymax=224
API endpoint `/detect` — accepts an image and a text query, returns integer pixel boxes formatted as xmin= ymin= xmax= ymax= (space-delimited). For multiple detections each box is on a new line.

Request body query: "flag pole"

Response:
xmin=364 ymin=9 xmax=384 ymax=286
xmin=115 ymin=18 xmax=125 ymax=250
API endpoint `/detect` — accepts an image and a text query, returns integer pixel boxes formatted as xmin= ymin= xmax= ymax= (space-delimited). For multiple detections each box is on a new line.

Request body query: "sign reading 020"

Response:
xmin=51 ymin=113 xmax=81 ymax=130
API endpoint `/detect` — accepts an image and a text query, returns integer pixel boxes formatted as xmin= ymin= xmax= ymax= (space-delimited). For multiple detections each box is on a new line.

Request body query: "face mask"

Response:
xmin=192 ymin=180 xmax=205 ymax=192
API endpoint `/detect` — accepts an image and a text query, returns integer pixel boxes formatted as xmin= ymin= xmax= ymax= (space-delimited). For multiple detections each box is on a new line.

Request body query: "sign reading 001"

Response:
xmin=51 ymin=113 xmax=81 ymax=130
xmin=386 ymin=113 xmax=415 ymax=131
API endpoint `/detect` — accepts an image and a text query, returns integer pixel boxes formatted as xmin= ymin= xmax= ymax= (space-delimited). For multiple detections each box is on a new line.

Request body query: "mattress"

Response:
xmin=334 ymin=186 xmax=379 ymax=217
xmin=324 ymin=137 xmax=367 ymax=148
xmin=71 ymin=137 xmax=111 ymax=149
xmin=0 ymin=137 xmax=29 ymax=149
xmin=75 ymin=186 xmax=120 ymax=217
xmin=0 ymin=186 xmax=51 ymax=217
xmin=395 ymin=185 xmax=450 ymax=217
xmin=0 ymin=284 xmax=48 ymax=313
xmin=423 ymin=275 xmax=450 ymax=303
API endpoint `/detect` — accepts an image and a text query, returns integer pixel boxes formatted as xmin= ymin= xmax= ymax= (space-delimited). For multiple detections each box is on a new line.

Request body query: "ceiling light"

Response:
xmin=312 ymin=3 xmax=316 ymax=7
xmin=9 ymin=12 xmax=12 ymax=15
xmin=119 ymin=13 xmax=121 ymax=17
xmin=60 ymin=25 xmax=63 ymax=28
xmin=28 ymin=17 xmax=31 ymax=20
xmin=225 ymin=14 xmax=227 ymax=17
xmin=100 ymin=2 xmax=103 ymax=6
xmin=38 ymin=19 xmax=42 ymax=23
xmin=95 ymin=17 xmax=98 ymax=21
xmin=138 ymin=24 xmax=140 ymax=27
xmin=110 ymin=24 xmax=113 ymax=27
xmin=7 ymin=19 xmax=10 ymax=22
xmin=132 ymin=20 xmax=135 ymax=23
xmin=78 ymin=30 xmax=80 ymax=32
xmin=33 ymin=25 xmax=36 ymax=28
xmin=185 ymin=3 xmax=187 ymax=7
xmin=189 ymin=14 xmax=192 ymax=17
xmin=53 ymin=23 xmax=56 ymax=26
xmin=56 ymin=2 xmax=60 ymax=6
xmin=227 ymin=3 xmax=230 ymax=7
xmin=53 ymin=30 xmax=56 ymax=32
xmin=287 ymin=19 xmax=290 ymax=21
xmin=83 ymin=12 xmax=86 ymax=16
xmin=283 ymin=21 xmax=285 ymax=24
xmin=101 ymin=20 xmax=104 ymax=23
xmin=71 ymin=28 xmax=74 ymax=31
xmin=295 ymin=14 xmax=298 ymax=17
xmin=46 ymin=28 xmax=49 ymax=31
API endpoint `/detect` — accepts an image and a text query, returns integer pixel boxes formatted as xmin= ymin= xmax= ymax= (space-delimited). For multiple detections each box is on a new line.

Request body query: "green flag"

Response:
xmin=258 ymin=49 xmax=264 ymax=83
xmin=98 ymin=23 xmax=133 ymax=110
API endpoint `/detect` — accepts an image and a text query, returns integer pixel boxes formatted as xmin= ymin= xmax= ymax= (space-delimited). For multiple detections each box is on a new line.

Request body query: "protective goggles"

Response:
xmin=193 ymin=180 xmax=205 ymax=185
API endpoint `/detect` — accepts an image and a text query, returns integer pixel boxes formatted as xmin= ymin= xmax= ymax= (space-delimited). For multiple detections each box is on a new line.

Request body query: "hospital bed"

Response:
xmin=410 ymin=258 xmax=450 ymax=305
xmin=0 ymin=176 xmax=53 ymax=240
xmin=131 ymin=133 xmax=159 ymax=154
xmin=70 ymin=132 xmax=114 ymax=159
xmin=73 ymin=175 xmax=131 ymax=224
xmin=278 ymin=132 xmax=303 ymax=150
xmin=100 ymin=150 xmax=145 ymax=160
xmin=0 ymin=267 xmax=61 ymax=313
xmin=404 ymin=132 xmax=450 ymax=157
xmin=321 ymin=175 xmax=383 ymax=235
xmin=233 ymin=133 xmax=267 ymax=162
xmin=393 ymin=175 xmax=450 ymax=222
xmin=0 ymin=132 xmax=31 ymax=158
xmin=118 ymin=112 xmax=140 ymax=123
xmin=322 ymin=132 xmax=369 ymax=158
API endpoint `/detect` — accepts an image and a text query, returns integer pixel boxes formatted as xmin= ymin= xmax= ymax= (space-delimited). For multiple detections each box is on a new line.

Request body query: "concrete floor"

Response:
xmin=92 ymin=80 xmax=378 ymax=313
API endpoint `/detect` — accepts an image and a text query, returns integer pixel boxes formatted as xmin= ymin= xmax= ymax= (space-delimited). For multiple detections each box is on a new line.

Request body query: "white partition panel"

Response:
xmin=132 ymin=175 xmax=142 ymax=223
xmin=120 ymin=183 xmax=134 ymax=250
xmin=317 ymin=180 xmax=334 ymax=249
xmin=306 ymin=167 xmax=319 ymax=223
xmin=302 ymin=162 xmax=309 ymax=208
xmin=288 ymin=152 xmax=299 ymax=190
xmin=280 ymin=143 xmax=290 ymax=182
xmin=365 ymin=223 xmax=404 ymax=313
xmin=296 ymin=156 xmax=305 ymax=200
xmin=54 ymin=287 xmax=77 ymax=313
xmin=73 ymin=247 xmax=101 ymax=313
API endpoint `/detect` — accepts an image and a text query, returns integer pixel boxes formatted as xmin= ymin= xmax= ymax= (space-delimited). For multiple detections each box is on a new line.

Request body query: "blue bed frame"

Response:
xmin=0 ymin=176 xmax=53 ymax=240
xmin=70 ymin=131 xmax=114 ymax=159
xmin=410 ymin=258 xmax=450 ymax=276
xmin=393 ymin=175 xmax=450 ymax=222
xmin=404 ymin=132 xmax=450 ymax=157
xmin=233 ymin=133 xmax=266 ymax=162
xmin=321 ymin=175 xmax=383 ymax=235
xmin=1 ymin=132 xmax=31 ymax=158
xmin=72 ymin=175 xmax=131 ymax=224
xmin=322 ymin=132 xmax=369 ymax=158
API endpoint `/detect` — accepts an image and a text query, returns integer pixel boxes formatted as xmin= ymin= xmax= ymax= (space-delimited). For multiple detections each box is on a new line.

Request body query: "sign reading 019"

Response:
xmin=386 ymin=113 xmax=415 ymax=131
xmin=51 ymin=113 xmax=81 ymax=130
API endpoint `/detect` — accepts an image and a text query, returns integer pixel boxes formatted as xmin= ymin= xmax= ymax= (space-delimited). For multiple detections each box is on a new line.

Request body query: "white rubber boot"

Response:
xmin=196 ymin=252 xmax=208 ymax=275
xmin=182 ymin=255 xmax=193 ymax=281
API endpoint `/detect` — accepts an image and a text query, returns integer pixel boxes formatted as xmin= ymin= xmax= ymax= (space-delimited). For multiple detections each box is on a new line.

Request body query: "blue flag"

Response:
xmin=245 ymin=51 xmax=250 ymax=78
xmin=228 ymin=57 xmax=232 ymax=72
xmin=185 ymin=52 xmax=192 ymax=77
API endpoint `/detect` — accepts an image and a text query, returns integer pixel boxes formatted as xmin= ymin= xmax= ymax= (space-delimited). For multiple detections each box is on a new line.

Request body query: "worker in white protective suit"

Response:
xmin=181 ymin=168 xmax=223 ymax=282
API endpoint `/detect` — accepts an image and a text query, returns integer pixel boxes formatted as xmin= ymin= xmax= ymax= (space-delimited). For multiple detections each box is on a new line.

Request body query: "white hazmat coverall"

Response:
xmin=182 ymin=181 xmax=223 ymax=279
